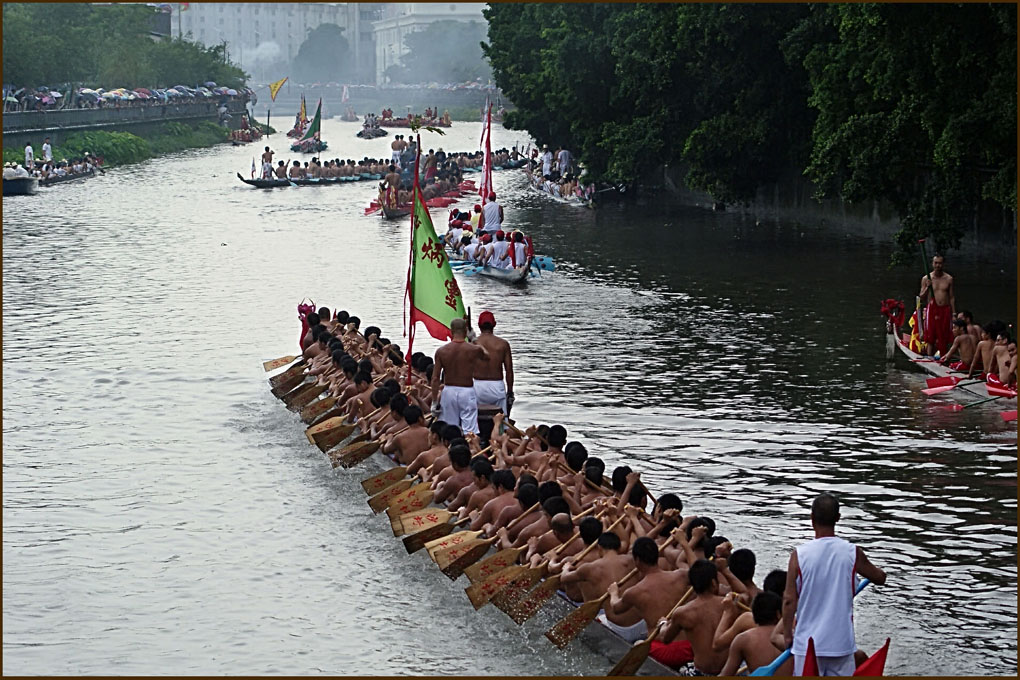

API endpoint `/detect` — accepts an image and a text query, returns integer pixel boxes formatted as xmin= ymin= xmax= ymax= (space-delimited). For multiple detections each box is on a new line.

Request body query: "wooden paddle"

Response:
xmin=465 ymin=564 xmax=530 ymax=609
xmin=332 ymin=440 xmax=382 ymax=468
xmin=314 ymin=422 xmax=357 ymax=451
xmin=283 ymin=381 xmax=326 ymax=410
xmin=426 ymin=530 xmax=484 ymax=563
xmin=507 ymin=514 xmax=626 ymax=625
xmin=361 ymin=466 xmax=409 ymax=496
xmin=403 ymin=516 xmax=470 ymax=553
xmin=490 ymin=506 xmax=600 ymax=614
xmin=399 ymin=507 xmax=453 ymax=534
xmin=271 ymin=373 xmax=305 ymax=398
xmin=441 ymin=500 xmax=541 ymax=577
xmin=268 ymin=360 xmax=306 ymax=386
xmin=306 ymin=406 xmax=379 ymax=443
xmin=300 ymin=395 xmax=337 ymax=423
xmin=367 ymin=479 xmax=415 ymax=513
xmin=263 ymin=354 xmax=299 ymax=372
xmin=544 ymin=568 xmax=639 ymax=649
xmin=288 ymin=382 xmax=330 ymax=410
xmin=464 ymin=546 xmax=527 ymax=584
xmin=375 ymin=482 xmax=432 ymax=516
xmin=607 ymin=584 xmax=695 ymax=675
xmin=385 ymin=491 xmax=435 ymax=532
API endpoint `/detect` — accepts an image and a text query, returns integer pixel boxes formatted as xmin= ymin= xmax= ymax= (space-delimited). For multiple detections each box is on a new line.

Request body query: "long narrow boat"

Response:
xmin=3 ymin=177 xmax=39 ymax=195
xmin=523 ymin=169 xmax=594 ymax=208
xmin=381 ymin=205 xmax=412 ymax=219
xmin=890 ymin=329 xmax=1016 ymax=403
xmin=39 ymin=168 xmax=96 ymax=187
xmin=301 ymin=412 xmax=677 ymax=676
xmin=237 ymin=172 xmax=382 ymax=189
xmin=450 ymin=257 xmax=533 ymax=285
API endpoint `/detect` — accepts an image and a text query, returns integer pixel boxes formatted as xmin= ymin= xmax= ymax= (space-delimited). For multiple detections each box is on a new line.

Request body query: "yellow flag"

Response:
xmin=268 ymin=77 xmax=288 ymax=102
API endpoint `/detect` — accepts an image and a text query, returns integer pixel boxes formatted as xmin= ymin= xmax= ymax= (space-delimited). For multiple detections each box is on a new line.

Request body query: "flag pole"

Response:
xmin=404 ymin=132 xmax=423 ymax=385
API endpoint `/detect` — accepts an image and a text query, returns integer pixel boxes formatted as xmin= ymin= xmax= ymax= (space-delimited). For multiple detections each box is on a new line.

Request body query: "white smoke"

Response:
xmin=252 ymin=41 xmax=282 ymax=64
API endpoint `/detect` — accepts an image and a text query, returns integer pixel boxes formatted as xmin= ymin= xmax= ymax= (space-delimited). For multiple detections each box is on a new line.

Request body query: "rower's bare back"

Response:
xmin=436 ymin=342 xmax=486 ymax=387
xmin=473 ymin=334 xmax=509 ymax=381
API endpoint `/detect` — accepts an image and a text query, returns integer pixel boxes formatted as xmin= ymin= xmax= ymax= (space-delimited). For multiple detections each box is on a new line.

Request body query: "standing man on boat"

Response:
xmin=390 ymin=135 xmax=403 ymax=168
xmin=473 ymin=311 xmax=514 ymax=416
xmin=919 ymin=254 xmax=956 ymax=356
xmin=782 ymin=493 xmax=886 ymax=677
xmin=478 ymin=193 xmax=504 ymax=234
xmin=431 ymin=318 xmax=490 ymax=435
xmin=24 ymin=141 xmax=34 ymax=170
xmin=42 ymin=137 xmax=53 ymax=163
xmin=540 ymin=144 xmax=553 ymax=177
xmin=261 ymin=146 xmax=274 ymax=179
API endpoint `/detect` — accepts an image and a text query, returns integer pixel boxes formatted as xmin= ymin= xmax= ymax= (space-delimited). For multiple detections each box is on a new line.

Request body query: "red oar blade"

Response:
xmin=1001 ymin=410 xmax=1017 ymax=422
xmin=925 ymin=376 xmax=958 ymax=388
xmin=939 ymin=403 xmax=966 ymax=412
xmin=922 ymin=385 xmax=958 ymax=396
xmin=986 ymin=384 xmax=1018 ymax=398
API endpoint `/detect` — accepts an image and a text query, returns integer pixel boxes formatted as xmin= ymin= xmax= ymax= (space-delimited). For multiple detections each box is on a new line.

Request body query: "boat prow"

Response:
xmin=3 ymin=177 xmax=39 ymax=196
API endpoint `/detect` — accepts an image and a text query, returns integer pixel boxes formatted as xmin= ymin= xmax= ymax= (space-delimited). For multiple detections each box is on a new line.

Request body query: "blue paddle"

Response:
xmin=749 ymin=578 xmax=871 ymax=676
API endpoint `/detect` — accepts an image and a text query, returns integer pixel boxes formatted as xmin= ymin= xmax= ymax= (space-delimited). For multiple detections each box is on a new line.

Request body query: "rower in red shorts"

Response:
xmin=939 ymin=319 xmax=977 ymax=372
xmin=919 ymin=254 xmax=956 ymax=356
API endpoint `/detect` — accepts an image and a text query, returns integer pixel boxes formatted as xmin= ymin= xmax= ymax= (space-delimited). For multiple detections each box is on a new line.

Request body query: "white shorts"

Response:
xmin=794 ymin=653 xmax=856 ymax=676
xmin=440 ymin=385 xmax=478 ymax=434
xmin=473 ymin=379 xmax=507 ymax=413
xmin=391 ymin=151 xmax=401 ymax=166
xmin=597 ymin=611 xmax=648 ymax=644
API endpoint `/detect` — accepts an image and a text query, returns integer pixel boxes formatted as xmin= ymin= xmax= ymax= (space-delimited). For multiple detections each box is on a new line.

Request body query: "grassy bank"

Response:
xmin=3 ymin=121 xmax=231 ymax=167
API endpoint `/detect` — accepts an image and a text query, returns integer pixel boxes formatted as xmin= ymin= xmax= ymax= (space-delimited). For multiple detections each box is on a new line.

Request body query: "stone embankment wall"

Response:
xmin=3 ymin=99 xmax=250 ymax=149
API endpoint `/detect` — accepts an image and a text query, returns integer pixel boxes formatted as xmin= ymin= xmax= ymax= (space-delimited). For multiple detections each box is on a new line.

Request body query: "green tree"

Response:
xmin=385 ymin=20 xmax=491 ymax=84
xmin=790 ymin=3 xmax=1017 ymax=262
xmin=292 ymin=23 xmax=351 ymax=84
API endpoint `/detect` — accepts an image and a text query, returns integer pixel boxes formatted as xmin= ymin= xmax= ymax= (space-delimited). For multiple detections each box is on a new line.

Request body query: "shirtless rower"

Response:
xmin=966 ymin=325 xmax=996 ymax=380
xmin=390 ymin=136 xmax=403 ymax=168
xmin=261 ymin=146 xmax=274 ymax=179
xmin=958 ymin=310 xmax=982 ymax=344
xmin=718 ymin=592 xmax=790 ymax=676
xmin=431 ymin=318 xmax=489 ymax=435
xmin=381 ymin=405 xmax=430 ymax=465
xmin=606 ymin=537 xmax=691 ymax=664
xmin=564 ymin=530 xmax=648 ymax=637
xmin=657 ymin=559 xmax=728 ymax=675
xmin=449 ymin=457 xmax=495 ymax=513
xmin=919 ymin=254 xmax=956 ymax=356
xmin=939 ymin=319 xmax=978 ymax=372
xmin=472 ymin=311 xmax=514 ymax=416
xmin=468 ymin=469 xmax=517 ymax=528
xmin=274 ymin=160 xmax=287 ymax=179
xmin=987 ymin=333 xmax=1014 ymax=387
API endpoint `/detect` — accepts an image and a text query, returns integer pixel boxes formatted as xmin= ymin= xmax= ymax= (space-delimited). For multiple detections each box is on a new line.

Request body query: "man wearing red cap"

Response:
xmin=473 ymin=310 xmax=514 ymax=415
xmin=488 ymin=230 xmax=510 ymax=269
xmin=478 ymin=192 xmax=503 ymax=234
xmin=471 ymin=204 xmax=483 ymax=231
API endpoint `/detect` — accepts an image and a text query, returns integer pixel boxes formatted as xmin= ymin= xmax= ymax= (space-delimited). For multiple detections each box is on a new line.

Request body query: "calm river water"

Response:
xmin=3 ymin=119 xmax=1016 ymax=675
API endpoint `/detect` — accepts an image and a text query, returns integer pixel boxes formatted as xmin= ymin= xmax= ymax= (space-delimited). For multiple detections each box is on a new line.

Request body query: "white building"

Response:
xmin=372 ymin=3 xmax=486 ymax=85
xmin=175 ymin=3 xmax=382 ymax=84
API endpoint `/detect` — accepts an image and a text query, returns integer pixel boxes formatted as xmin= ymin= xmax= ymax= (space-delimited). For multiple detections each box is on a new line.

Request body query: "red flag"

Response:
xmin=803 ymin=637 xmax=819 ymax=677
xmin=853 ymin=638 xmax=890 ymax=676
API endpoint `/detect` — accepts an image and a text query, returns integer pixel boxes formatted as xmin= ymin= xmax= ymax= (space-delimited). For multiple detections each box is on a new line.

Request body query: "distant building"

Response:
xmin=372 ymin=3 xmax=486 ymax=85
xmin=176 ymin=2 xmax=382 ymax=84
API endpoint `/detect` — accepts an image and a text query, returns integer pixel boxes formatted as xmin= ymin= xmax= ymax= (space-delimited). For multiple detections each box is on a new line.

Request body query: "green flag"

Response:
xmin=299 ymin=98 xmax=322 ymax=142
xmin=406 ymin=185 xmax=465 ymax=341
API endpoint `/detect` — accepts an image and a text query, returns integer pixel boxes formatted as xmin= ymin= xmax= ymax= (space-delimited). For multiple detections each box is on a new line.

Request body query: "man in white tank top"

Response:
xmin=782 ymin=493 xmax=886 ymax=676
xmin=480 ymin=193 xmax=503 ymax=233
xmin=489 ymin=231 xmax=510 ymax=269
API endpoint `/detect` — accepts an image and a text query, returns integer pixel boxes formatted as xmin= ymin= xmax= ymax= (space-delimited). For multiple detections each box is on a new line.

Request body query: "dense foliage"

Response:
xmin=483 ymin=3 xmax=1016 ymax=261
xmin=386 ymin=20 xmax=492 ymax=84
xmin=2 ymin=3 xmax=246 ymax=89
xmin=3 ymin=122 xmax=229 ymax=167
xmin=292 ymin=23 xmax=353 ymax=85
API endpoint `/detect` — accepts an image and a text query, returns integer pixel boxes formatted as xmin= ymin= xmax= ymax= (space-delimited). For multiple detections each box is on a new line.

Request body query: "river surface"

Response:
xmin=3 ymin=118 xmax=1016 ymax=675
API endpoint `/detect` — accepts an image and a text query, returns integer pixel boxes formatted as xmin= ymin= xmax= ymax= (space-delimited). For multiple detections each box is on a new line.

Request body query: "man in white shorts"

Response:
xmin=472 ymin=311 xmax=513 ymax=414
xmin=432 ymin=318 xmax=489 ymax=434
